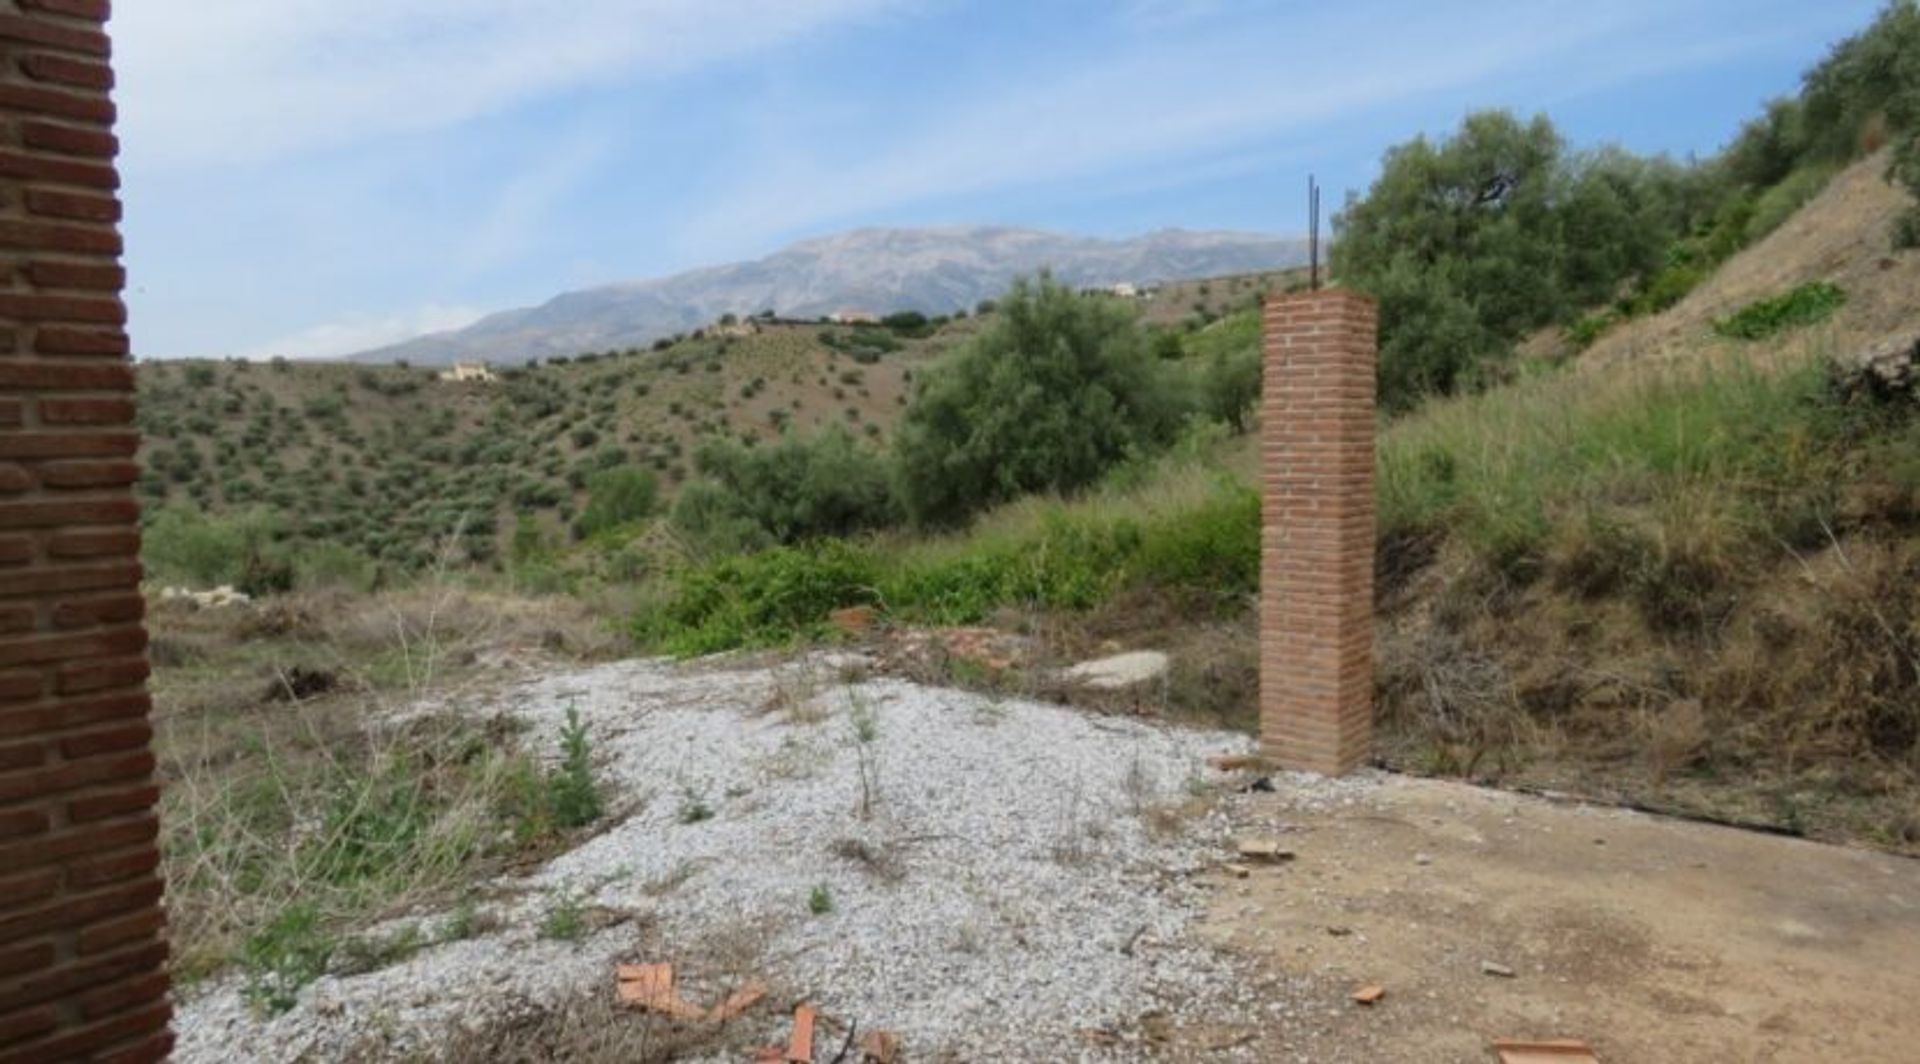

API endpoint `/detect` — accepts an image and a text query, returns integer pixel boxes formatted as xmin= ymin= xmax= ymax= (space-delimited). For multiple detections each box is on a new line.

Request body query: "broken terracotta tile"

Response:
xmin=615 ymin=962 xmax=673 ymax=999
xmin=859 ymin=1028 xmax=901 ymax=1062
xmin=615 ymin=962 xmax=708 ymax=1020
xmin=1222 ymin=863 xmax=1252 ymax=879
xmin=1493 ymin=1038 xmax=1599 ymax=1063
xmin=1207 ymin=753 xmax=1265 ymax=772
xmin=787 ymin=1004 xmax=817 ymax=1063
xmin=830 ymin=605 xmax=878 ymax=635
xmin=1352 ymin=984 xmax=1386 ymax=1005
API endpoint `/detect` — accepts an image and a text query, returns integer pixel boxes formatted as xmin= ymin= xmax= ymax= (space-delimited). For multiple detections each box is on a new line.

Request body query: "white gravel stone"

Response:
xmin=171 ymin=653 xmax=1360 ymax=1062
xmin=1060 ymin=651 xmax=1171 ymax=690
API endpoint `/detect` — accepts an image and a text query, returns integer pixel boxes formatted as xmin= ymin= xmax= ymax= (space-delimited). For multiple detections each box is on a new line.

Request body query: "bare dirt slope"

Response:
xmin=1194 ymin=775 xmax=1920 ymax=1063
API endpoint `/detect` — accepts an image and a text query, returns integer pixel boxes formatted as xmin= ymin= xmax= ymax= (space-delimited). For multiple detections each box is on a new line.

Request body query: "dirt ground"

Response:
xmin=1184 ymin=775 xmax=1920 ymax=1063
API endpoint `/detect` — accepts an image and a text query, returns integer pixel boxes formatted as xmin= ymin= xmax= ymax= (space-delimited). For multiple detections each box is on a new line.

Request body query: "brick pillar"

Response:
xmin=0 ymin=2 xmax=173 ymax=1060
xmin=1259 ymin=289 xmax=1376 ymax=776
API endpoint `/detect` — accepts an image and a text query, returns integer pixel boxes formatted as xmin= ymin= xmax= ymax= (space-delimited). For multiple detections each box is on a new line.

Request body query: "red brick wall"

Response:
xmin=0 ymin=1 xmax=171 ymax=1060
xmin=1259 ymin=290 xmax=1376 ymax=776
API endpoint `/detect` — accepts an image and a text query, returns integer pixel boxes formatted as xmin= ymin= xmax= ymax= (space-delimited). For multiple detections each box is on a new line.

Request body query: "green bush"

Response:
xmin=1895 ymin=206 xmax=1920 ymax=250
xmin=1127 ymin=483 xmax=1260 ymax=604
xmin=1337 ymin=112 xmax=1688 ymax=409
xmin=1567 ymin=309 xmax=1621 ymax=350
xmin=1712 ymin=282 xmax=1848 ymax=340
xmin=892 ymin=275 xmax=1190 ymax=525
xmin=1745 ymin=163 xmax=1837 ymax=242
xmin=671 ymin=428 xmax=897 ymax=553
xmin=881 ymin=311 xmax=934 ymax=338
xmin=1182 ymin=312 xmax=1264 ymax=432
xmin=639 ymin=540 xmax=879 ymax=655
xmin=143 ymin=506 xmax=286 ymax=590
xmin=1625 ymin=261 xmax=1707 ymax=317
xmin=575 ymin=465 xmax=658 ymax=539
xmin=883 ymin=512 xmax=1140 ymax=625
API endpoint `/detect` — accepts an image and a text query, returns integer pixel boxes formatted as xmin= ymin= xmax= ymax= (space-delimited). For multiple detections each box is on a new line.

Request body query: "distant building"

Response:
xmin=1109 ymin=282 xmax=1139 ymax=299
xmin=439 ymin=361 xmax=496 ymax=383
xmin=713 ymin=319 xmax=759 ymax=338
xmin=829 ymin=308 xmax=880 ymax=325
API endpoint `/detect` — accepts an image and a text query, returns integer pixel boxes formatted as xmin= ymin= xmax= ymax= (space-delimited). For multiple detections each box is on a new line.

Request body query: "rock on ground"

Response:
xmin=1060 ymin=651 xmax=1171 ymax=691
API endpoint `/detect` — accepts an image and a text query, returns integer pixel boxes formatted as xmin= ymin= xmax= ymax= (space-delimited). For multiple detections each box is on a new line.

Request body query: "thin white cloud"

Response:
xmin=240 ymin=303 xmax=488 ymax=361
xmin=451 ymin=125 xmax=615 ymax=281
xmin=111 ymin=0 xmax=917 ymax=167
xmin=675 ymin=0 xmax=1842 ymax=255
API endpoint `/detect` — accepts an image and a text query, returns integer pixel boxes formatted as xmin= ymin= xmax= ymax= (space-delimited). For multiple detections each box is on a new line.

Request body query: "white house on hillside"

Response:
xmin=439 ymin=361 xmax=496 ymax=383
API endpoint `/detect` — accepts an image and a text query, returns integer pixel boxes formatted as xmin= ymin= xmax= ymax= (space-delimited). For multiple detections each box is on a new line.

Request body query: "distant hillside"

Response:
xmin=135 ymin=271 xmax=1283 ymax=573
xmin=350 ymin=226 xmax=1308 ymax=366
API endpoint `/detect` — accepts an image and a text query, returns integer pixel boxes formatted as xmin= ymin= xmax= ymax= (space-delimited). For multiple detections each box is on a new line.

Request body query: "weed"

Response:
xmin=548 ymin=705 xmax=603 ymax=829
xmin=847 ymin=690 xmax=882 ymax=818
xmin=1121 ymin=750 xmax=1156 ymax=815
xmin=441 ymin=898 xmax=489 ymax=943
xmin=808 ymin=883 xmax=834 ymax=916
xmin=1712 ymin=282 xmax=1848 ymax=341
xmin=335 ymin=923 xmax=426 ymax=977
xmin=541 ymin=891 xmax=588 ymax=943
xmin=1567 ymin=309 xmax=1620 ymax=350
xmin=242 ymin=903 xmax=334 ymax=1015
xmin=677 ymin=786 xmax=714 ymax=825
xmin=848 ymin=695 xmax=880 ymax=744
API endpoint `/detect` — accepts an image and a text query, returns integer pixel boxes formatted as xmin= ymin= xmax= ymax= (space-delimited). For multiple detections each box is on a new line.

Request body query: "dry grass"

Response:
xmin=401 ymin=921 xmax=783 ymax=1064
xmin=151 ymin=581 xmax=625 ymax=992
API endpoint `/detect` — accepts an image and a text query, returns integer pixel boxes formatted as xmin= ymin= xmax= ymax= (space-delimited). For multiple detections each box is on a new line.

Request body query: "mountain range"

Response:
xmin=351 ymin=226 xmax=1309 ymax=365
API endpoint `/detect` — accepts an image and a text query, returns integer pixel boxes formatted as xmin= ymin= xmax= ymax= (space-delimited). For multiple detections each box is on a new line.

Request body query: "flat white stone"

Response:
xmin=1061 ymin=650 xmax=1170 ymax=690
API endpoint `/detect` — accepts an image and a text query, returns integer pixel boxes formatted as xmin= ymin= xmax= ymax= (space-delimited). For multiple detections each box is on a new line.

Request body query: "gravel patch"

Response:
xmin=175 ymin=653 xmax=1364 ymax=1061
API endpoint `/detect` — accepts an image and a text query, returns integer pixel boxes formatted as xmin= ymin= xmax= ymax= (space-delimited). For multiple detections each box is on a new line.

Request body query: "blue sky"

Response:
xmin=112 ymin=0 xmax=1886 ymax=359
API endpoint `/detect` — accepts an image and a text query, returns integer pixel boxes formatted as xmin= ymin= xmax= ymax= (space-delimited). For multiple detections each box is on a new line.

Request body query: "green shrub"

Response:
xmin=1337 ymin=112 xmax=1685 ymax=409
xmin=242 ymin=903 xmax=332 ymax=1014
xmin=883 ymin=511 xmax=1141 ymax=625
xmin=1185 ymin=313 xmax=1264 ymax=433
xmin=1567 ymin=310 xmax=1620 ymax=350
xmin=671 ymin=428 xmax=897 ymax=553
xmin=1745 ymin=163 xmax=1836 ymax=242
xmin=639 ymin=540 xmax=878 ymax=655
xmin=821 ymin=327 xmax=901 ymax=359
xmin=1895 ymin=206 xmax=1920 ymax=250
xmin=1712 ymin=282 xmax=1848 ymax=341
xmin=881 ymin=311 xmax=934 ymax=337
xmin=1625 ymin=261 xmax=1706 ymax=317
xmin=892 ymin=275 xmax=1190 ymax=525
xmin=575 ymin=465 xmax=658 ymax=539
xmin=546 ymin=708 xmax=601 ymax=829
xmin=143 ymin=506 xmax=285 ymax=589
xmin=1127 ymin=483 xmax=1259 ymax=605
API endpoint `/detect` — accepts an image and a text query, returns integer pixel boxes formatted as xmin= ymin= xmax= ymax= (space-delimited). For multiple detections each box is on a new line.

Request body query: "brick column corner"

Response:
xmin=0 ymin=1 xmax=174 ymax=1060
xmin=1259 ymin=288 xmax=1377 ymax=776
